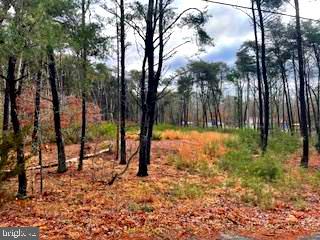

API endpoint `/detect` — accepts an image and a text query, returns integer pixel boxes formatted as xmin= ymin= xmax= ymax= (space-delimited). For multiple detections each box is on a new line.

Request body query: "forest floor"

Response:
xmin=1 ymin=128 xmax=320 ymax=240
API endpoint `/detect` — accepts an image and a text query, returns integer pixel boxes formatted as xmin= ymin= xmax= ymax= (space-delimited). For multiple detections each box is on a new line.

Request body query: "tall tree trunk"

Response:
xmin=32 ymin=64 xmax=42 ymax=154
xmin=47 ymin=46 xmax=67 ymax=173
xmin=1 ymin=69 xmax=10 ymax=163
xmin=79 ymin=0 xmax=88 ymax=171
xmin=119 ymin=0 xmax=127 ymax=165
xmin=292 ymin=54 xmax=301 ymax=125
xmin=253 ymin=79 xmax=257 ymax=129
xmin=257 ymin=0 xmax=269 ymax=151
xmin=3 ymin=81 xmax=10 ymax=133
xmin=305 ymin=66 xmax=312 ymax=135
xmin=138 ymin=0 xmax=156 ymax=177
xmin=244 ymin=74 xmax=250 ymax=127
xmin=279 ymin=61 xmax=293 ymax=132
xmin=312 ymin=44 xmax=320 ymax=151
xmin=138 ymin=0 xmax=164 ymax=176
xmin=252 ymin=0 xmax=264 ymax=147
xmin=138 ymin=54 xmax=148 ymax=176
xmin=115 ymin=9 xmax=120 ymax=161
xmin=285 ymin=71 xmax=294 ymax=132
xmin=294 ymin=0 xmax=309 ymax=167
xmin=17 ymin=60 xmax=26 ymax=96
xmin=7 ymin=56 xmax=27 ymax=199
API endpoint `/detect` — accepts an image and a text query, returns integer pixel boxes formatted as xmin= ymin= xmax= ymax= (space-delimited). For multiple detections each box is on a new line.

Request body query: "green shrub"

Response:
xmin=128 ymin=202 xmax=154 ymax=213
xmin=196 ymin=160 xmax=219 ymax=177
xmin=168 ymin=154 xmax=217 ymax=177
xmin=154 ymin=123 xmax=179 ymax=132
xmin=87 ymin=122 xmax=117 ymax=140
xmin=219 ymin=129 xmax=296 ymax=183
xmin=219 ymin=148 xmax=252 ymax=173
xmin=250 ymin=155 xmax=283 ymax=182
xmin=62 ymin=124 xmax=81 ymax=144
xmin=241 ymin=178 xmax=275 ymax=209
xmin=169 ymin=182 xmax=204 ymax=199
xmin=0 ymin=133 xmax=26 ymax=187
xmin=268 ymin=131 xmax=300 ymax=157
xmin=218 ymin=129 xmax=300 ymax=207
xmin=152 ymin=131 xmax=162 ymax=141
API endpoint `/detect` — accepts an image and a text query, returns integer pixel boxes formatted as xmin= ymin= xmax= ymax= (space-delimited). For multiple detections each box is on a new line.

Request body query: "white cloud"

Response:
xmin=105 ymin=0 xmax=320 ymax=74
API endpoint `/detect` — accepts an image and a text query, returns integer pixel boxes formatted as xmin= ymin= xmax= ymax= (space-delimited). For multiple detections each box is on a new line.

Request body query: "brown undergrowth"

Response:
xmin=0 ymin=130 xmax=320 ymax=240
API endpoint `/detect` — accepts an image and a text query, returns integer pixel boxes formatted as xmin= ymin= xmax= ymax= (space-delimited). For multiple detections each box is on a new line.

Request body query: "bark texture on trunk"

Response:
xmin=251 ymin=0 xmax=265 ymax=148
xmin=32 ymin=65 xmax=42 ymax=154
xmin=79 ymin=0 xmax=87 ymax=171
xmin=7 ymin=56 xmax=27 ymax=198
xmin=256 ymin=0 xmax=269 ymax=151
xmin=119 ymin=0 xmax=127 ymax=165
xmin=47 ymin=46 xmax=67 ymax=173
xmin=294 ymin=0 xmax=309 ymax=167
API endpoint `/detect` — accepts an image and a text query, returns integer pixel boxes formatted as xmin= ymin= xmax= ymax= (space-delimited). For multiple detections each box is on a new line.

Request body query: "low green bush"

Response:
xmin=220 ymin=129 xmax=298 ymax=183
xmin=128 ymin=202 xmax=154 ymax=213
xmin=169 ymin=182 xmax=204 ymax=199
xmin=251 ymin=155 xmax=283 ymax=182
xmin=219 ymin=129 xmax=300 ymax=207
xmin=62 ymin=124 xmax=81 ymax=144
xmin=87 ymin=122 xmax=117 ymax=140
xmin=168 ymin=154 xmax=218 ymax=177
xmin=152 ymin=131 xmax=162 ymax=141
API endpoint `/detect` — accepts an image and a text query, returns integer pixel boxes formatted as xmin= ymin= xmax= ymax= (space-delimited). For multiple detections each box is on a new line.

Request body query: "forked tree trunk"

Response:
xmin=251 ymin=0 xmax=264 ymax=148
xmin=138 ymin=0 xmax=164 ymax=176
xmin=137 ymin=0 xmax=155 ymax=177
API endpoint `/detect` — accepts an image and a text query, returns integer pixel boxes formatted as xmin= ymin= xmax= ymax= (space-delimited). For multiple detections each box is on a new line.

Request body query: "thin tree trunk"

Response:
xmin=79 ymin=0 xmax=88 ymax=171
xmin=252 ymin=0 xmax=264 ymax=146
xmin=2 ymin=66 xmax=10 ymax=162
xmin=306 ymin=66 xmax=312 ymax=135
xmin=115 ymin=9 xmax=120 ymax=161
xmin=119 ymin=0 xmax=127 ymax=165
xmin=2 ymin=80 xmax=10 ymax=132
xmin=47 ymin=46 xmax=67 ymax=173
xmin=313 ymin=45 xmax=320 ymax=151
xmin=32 ymin=63 xmax=42 ymax=154
xmin=138 ymin=53 xmax=148 ymax=176
xmin=280 ymin=61 xmax=293 ymax=132
xmin=292 ymin=54 xmax=301 ymax=125
xmin=257 ymin=0 xmax=269 ymax=151
xmin=17 ymin=60 xmax=26 ymax=96
xmin=294 ymin=0 xmax=309 ymax=167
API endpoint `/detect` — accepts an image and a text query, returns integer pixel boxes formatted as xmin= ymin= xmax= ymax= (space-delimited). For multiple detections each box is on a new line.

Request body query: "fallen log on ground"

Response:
xmin=1 ymin=148 xmax=112 ymax=175
xmin=28 ymin=148 xmax=112 ymax=171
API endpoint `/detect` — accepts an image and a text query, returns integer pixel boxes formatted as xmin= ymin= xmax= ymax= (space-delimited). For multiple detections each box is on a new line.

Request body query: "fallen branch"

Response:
xmin=2 ymin=148 xmax=112 ymax=174
xmin=28 ymin=148 xmax=112 ymax=171
xmin=107 ymin=145 xmax=140 ymax=186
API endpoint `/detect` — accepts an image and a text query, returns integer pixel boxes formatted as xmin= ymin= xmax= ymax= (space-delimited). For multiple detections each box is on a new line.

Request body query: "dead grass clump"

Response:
xmin=161 ymin=130 xmax=183 ymax=140
xmin=175 ymin=131 xmax=230 ymax=163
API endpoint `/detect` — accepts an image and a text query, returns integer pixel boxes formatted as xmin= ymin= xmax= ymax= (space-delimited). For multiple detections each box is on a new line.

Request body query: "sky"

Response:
xmin=104 ymin=0 xmax=320 ymax=75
